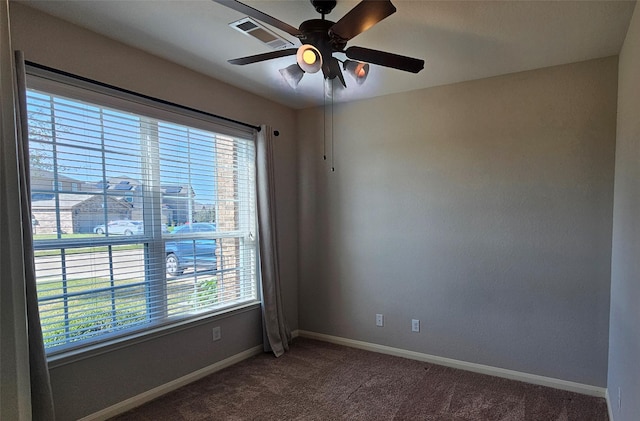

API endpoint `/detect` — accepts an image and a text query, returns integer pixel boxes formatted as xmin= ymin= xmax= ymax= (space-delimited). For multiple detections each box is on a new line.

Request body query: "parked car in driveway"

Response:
xmin=165 ymin=223 xmax=217 ymax=276
xmin=94 ymin=220 xmax=143 ymax=235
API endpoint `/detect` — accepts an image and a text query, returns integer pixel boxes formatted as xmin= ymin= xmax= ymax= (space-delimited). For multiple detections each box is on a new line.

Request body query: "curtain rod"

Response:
xmin=25 ymin=60 xmax=262 ymax=132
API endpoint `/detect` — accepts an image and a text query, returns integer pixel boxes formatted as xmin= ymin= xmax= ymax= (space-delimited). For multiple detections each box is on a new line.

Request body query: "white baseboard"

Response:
xmin=78 ymin=345 xmax=263 ymax=421
xmin=606 ymin=388 xmax=615 ymax=421
xmin=297 ymin=330 xmax=607 ymax=398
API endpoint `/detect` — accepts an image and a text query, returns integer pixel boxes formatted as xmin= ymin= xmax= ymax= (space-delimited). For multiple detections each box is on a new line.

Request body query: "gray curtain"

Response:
xmin=15 ymin=50 xmax=56 ymax=420
xmin=0 ymin=24 xmax=55 ymax=416
xmin=256 ymin=125 xmax=291 ymax=357
xmin=0 ymin=4 xmax=30 ymax=418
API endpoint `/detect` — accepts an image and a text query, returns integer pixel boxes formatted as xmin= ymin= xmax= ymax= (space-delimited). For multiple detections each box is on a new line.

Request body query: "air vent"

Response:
xmin=229 ymin=17 xmax=294 ymax=50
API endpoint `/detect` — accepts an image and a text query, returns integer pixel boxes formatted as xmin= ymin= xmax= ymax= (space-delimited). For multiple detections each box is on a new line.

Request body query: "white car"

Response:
xmin=94 ymin=220 xmax=143 ymax=235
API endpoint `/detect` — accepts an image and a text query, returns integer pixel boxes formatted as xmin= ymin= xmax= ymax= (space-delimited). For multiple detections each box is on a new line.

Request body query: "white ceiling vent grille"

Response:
xmin=229 ymin=17 xmax=294 ymax=50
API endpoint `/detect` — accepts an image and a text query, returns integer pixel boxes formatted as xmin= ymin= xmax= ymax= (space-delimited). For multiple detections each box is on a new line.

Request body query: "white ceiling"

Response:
xmin=17 ymin=0 xmax=636 ymax=109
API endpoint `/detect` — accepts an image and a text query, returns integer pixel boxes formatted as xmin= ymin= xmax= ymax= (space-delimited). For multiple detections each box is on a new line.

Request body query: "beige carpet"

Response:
xmin=112 ymin=337 xmax=608 ymax=420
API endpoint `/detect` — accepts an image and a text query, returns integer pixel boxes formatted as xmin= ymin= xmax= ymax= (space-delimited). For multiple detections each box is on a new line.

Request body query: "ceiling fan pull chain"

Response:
xmin=323 ymin=80 xmax=327 ymax=161
xmin=331 ymin=78 xmax=335 ymax=172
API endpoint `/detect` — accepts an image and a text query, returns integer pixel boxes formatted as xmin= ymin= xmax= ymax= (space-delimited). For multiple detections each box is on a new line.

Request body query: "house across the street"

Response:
xmin=31 ymin=170 xmax=202 ymax=234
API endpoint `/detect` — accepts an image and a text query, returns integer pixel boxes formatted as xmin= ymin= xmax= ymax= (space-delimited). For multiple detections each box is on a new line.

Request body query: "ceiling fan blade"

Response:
xmin=212 ymin=0 xmax=302 ymax=38
xmin=228 ymin=48 xmax=297 ymax=65
xmin=345 ymin=46 xmax=424 ymax=73
xmin=330 ymin=0 xmax=396 ymax=41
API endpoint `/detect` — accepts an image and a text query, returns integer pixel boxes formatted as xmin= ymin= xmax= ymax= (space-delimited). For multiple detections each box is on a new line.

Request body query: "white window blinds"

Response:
xmin=27 ymin=69 xmax=259 ymax=354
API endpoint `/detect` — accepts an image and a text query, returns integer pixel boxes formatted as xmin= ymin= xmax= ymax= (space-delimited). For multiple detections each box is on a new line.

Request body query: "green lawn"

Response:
xmin=33 ymin=232 xmax=146 ymax=257
xmin=34 ymin=243 xmax=143 ymax=258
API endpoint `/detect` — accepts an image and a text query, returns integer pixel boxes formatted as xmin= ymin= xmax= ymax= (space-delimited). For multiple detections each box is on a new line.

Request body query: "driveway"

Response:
xmin=35 ymin=248 xmax=146 ymax=282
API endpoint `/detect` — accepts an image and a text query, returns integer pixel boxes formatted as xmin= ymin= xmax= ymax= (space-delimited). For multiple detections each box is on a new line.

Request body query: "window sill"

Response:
xmin=47 ymin=301 xmax=261 ymax=369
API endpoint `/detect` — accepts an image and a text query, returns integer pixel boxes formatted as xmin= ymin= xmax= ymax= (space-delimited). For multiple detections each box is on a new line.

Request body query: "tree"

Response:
xmin=27 ymin=105 xmax=67 ymax=172
xmin=193 ymin=206 xmax=215 ymax=223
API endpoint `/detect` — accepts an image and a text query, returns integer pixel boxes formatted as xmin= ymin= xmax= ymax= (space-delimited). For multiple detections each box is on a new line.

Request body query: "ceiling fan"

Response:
xmin=213 ymin=0 xmax=425 ymax=88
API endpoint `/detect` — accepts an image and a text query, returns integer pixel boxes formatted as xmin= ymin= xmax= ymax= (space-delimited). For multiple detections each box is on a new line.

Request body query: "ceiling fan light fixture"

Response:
xmin=343 ymin=60 xmax=369 ymax=85
xmin=279 ymin=63 xmax=305 ymax=88
xmin=296 ymin=44 xmax=322 ymax=73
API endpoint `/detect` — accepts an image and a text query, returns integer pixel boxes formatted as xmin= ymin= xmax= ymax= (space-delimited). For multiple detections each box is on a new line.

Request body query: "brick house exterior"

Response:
xmin=31 ymin=194 xmax=132 ymax=234
xmin=31 ymin=171 xmax=196 ymax=234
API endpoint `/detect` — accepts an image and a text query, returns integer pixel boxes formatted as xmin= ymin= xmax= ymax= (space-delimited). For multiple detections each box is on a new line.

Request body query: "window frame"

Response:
xmin=26 ymin=65 xmax=262 ymax=360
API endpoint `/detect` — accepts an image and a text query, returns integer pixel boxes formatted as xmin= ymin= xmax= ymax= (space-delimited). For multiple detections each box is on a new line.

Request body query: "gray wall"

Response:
xmin=608 ymin=3 xmax=640 ymax=421
xmin=298 ymin=57 xmax=617 ymax=387
xmin=9 ymin=4 xmax=298 ymax=420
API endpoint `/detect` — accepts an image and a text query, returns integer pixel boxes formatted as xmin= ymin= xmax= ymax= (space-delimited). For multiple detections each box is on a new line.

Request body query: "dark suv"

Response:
xmin=165 ymin=223 xmax=217 ymax=276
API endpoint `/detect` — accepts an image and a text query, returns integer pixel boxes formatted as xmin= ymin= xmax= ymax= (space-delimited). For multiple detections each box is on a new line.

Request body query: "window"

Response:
xmin=27 ymin=67 xmax=259 ymax=355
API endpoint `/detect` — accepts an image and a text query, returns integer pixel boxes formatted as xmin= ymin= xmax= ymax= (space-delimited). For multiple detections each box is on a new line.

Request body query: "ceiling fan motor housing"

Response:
xmin=299 ymin=19 xmax=345 ymax=50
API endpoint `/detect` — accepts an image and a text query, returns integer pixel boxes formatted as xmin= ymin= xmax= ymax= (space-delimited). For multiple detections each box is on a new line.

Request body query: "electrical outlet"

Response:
xmin=376 ymin=314 xmax=384 ymax=327
xmin=412 ymin=319 xmax=420 ymax=332
xmin=212 ymin=326 xmax=221 ymax=342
